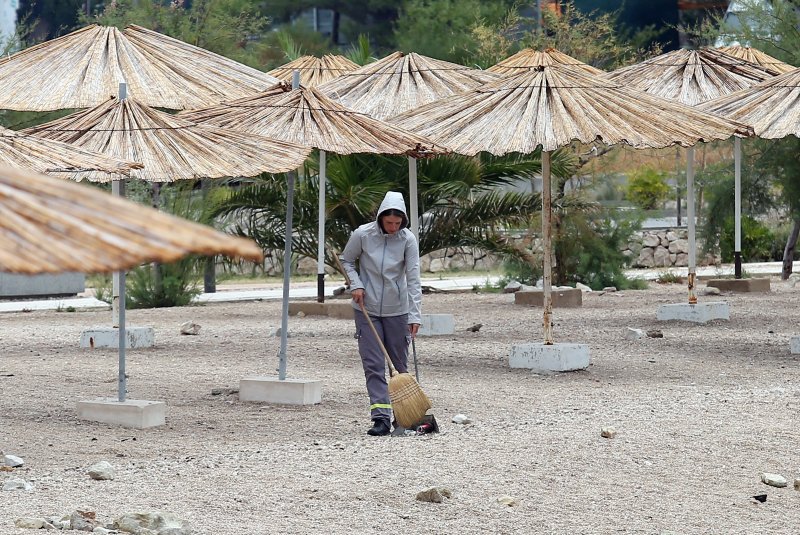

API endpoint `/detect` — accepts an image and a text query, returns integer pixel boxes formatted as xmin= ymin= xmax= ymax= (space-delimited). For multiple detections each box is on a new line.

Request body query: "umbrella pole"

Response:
xmin=111 ymin=178 xmax=127 ymax=402
xmin=687 ymin=146 xmax=697 ymax=305
xmin=278 ymin=70 xmax=301 ymax=381
xmin=317 ymin=150 xmax=326 ymax=303
xmin=734 ymin=137 xmax=742 ymax=279
xmin=118 ymin=269 xmax=127 ymax=402
xmin=542 ymin=150 xmax=554 ymax=345
xmin=409 ymin=156 xmax=419 ymax=238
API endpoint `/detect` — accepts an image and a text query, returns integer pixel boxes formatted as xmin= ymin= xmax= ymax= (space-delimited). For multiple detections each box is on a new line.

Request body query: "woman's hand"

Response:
xmin=409 ymin=323 xmax=420 ymax=338
xmin=351 ymin=288 xmax=365 ymax=306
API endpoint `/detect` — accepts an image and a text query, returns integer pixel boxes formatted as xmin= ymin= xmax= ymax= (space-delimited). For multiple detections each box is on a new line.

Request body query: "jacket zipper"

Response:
xmin=379 ymin=235 xmax=387 ymax=316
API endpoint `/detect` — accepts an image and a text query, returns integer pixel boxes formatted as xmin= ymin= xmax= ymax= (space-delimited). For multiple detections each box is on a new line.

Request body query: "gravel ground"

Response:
xmin=1 ymin=280 xmax=799 ymax=534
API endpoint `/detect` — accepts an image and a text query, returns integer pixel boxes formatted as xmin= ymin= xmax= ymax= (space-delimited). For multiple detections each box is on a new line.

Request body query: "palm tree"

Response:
xmin=209 ymin=149 xmax=587 ymax=274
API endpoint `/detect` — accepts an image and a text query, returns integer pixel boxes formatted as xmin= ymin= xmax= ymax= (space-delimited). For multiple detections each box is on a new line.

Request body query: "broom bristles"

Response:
xmin=389 ymin=372 xmax=432 ymax=429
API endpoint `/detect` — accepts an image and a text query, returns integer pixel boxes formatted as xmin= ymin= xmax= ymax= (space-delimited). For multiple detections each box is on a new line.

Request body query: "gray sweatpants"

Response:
xmin=354 ymin=309 xmax=409 ymax=421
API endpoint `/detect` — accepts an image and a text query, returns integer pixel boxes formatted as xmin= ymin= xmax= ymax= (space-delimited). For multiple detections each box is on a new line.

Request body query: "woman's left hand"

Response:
xmin=409 ymin=323 xmax=420 ymax=338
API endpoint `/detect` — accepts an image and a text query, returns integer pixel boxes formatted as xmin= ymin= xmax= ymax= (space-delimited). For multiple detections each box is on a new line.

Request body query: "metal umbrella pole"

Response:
xmin=114 ymin=81 xmax=128 ymax=402
xmin=542 ymin=150 xmax=554 ymax=344
xmin=686 ymin=146 xmax=697 ymax=305
xmin=317 ymin=149 xmax=326 ymax=302
xmin=409 ymin=156 xmax=419 ymax=238
xmin=734 ymin=137 xmax=742 ymax=279
xmin=278 ymin=70 xmax=301 ymax=381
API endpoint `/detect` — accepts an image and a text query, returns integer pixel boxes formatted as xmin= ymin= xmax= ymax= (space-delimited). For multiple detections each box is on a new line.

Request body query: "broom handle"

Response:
xmin=359 ymin=301 xmax=399 ymax=376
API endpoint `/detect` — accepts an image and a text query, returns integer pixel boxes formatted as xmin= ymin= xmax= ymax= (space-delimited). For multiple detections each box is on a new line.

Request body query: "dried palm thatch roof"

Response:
xmin=0 ymin=24 xmax=279 ymax=112
xmin=607 ymin=48 xmax=775 ymax=106
xmin=390 ymin=65 xmax=752 ymax=156
xmin=0 ymin=165 xmax=263 ymax=274
xmin=0 ymin=125 xmax=141 ymax=177
xmin=488 ymin=48 xmax=605 ymax=76
xmin=267 ymin=54 xmax=360 ymax=87
xmin=717 ymin=46 xmax=796 ymax=75
xmin=180 ymin=85 xmax=448 ymax=157
xmin=318 ymin=51 xmax=500 ymax=120
xmin=698 ymin=67 xmax=800 ymax=139
xmin=23 ymin=97 xmax=312 ymax=182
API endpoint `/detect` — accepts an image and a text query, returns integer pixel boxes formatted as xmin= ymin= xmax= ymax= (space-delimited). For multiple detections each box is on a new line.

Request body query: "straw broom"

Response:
xmin=359 ymin=302 xmax=431 ymax=428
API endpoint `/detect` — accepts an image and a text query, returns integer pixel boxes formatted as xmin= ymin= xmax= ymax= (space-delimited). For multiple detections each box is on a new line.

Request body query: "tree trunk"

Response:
xmin=201 ymin=179 xmax=216 ymax=293
xmin=331 ymin=10 xmax=340 ymax=46
xmin=782 ymin=219 xmax=800 ymax=280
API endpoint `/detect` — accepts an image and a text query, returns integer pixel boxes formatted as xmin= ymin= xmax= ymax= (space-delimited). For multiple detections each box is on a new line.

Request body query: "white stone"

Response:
xmin=418 ymin=314 xmax=455 ymax=336
xmin=87 ymin=460 xmax=115 ymax=481
xmin=3 ymin=478 xmax=33 ymax=491
xmin=576 ymin=282 xmax=592 ymax=292
xmin=702 ymin=286 xmax=722 ymax=296
xmin=790 ymin=336 xmax=800 ymax=355
xmin=93 ymin=528 xmax=113 ymax=534
xmin=113 ymin=512 xmax=189 ymax=535
xmin=653 ymin=246 xmax=671 ymax=267
xmin=625 ymin=328 xmax=644 ymax=340
xmin=4 ymin=454 xmax=24 ymax=467
xmin=503 ymin=281 xmax=523 ymax=293
xmin=76 ymin=398 xmax=166 ymax=429
xmin=637 ymin=248 xmax=655 ymax=268
xmin=452 ymin=414 xmax=472 ymax=425
xmin=179 ymin=321 xmax=200 ymax=335
xmin=675 ymin=253 xmax=688 ymax=266
xmin=642 ymin=234 xmax=660 ymax=247
xmin=656 ymin=302 xmax=730 ymax=323
xmin=496 ymin=496 xmax=519 ymax=506
xmin=80 ymin=326 xmax=155 ymax=349
xmin=15 ymin=517 xmax=46 ymax=529
xmin=761 ymin=472 xmax=788 ymax=488
xmin=239 ymin=377 xmax=322 ymax=405
xmin=509 ymin=343 xmax=590 ymax=372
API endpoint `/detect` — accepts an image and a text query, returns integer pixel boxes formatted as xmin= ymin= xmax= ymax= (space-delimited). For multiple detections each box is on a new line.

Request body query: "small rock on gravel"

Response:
xmin=702 ymin=286 xmax=722 ymax=296
xmin=451 ymin=414 xmax=472 ymax=425
xmin=646 ymin=329 xmax=664 ymax=338
xmin=794 ymin=479 xmax=800 ymax=491
xmin=179 ymin=321 xmax=201 ymax=335
xmin=625 ymin=328 xmax=644 ymax=340
xmin=15 ymin=517 xmax=47 ymax=529
xmin=503 ymin=281 xmax=522 ymax=293
xmin=496 ymin=496 xmax=519 ymax=506
xmin=4 ymin=454 xmax=24 ymax=467
xmin=465 ymin=324 xmax=482 ymax=332
xmin=416 ymin=487 xmax=452 ymax=503
xmin=600 ymin=426 xmax=617 ymax=439
xmin=761 ymin=473 xmax=788 ymax=488
xmin=87 ymin=460 xmax=115 ymax=481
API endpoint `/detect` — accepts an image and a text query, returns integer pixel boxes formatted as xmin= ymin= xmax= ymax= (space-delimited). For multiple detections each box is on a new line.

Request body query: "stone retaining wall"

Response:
xmin=258 ymin=228 xmax=718 ymax=275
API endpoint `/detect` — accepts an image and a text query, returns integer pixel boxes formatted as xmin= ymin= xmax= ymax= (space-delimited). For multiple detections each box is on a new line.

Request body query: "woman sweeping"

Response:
xmin=340 ymin=191 xmax=422 ymax=436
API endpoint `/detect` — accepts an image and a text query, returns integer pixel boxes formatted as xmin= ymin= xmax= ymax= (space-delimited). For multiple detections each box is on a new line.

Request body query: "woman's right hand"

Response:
xmin=351 ymin=288 xmax=365 ymax=306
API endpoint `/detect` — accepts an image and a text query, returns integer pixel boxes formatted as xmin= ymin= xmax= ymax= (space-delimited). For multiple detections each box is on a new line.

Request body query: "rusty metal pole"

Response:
xmin=542 ymin=150 xmax=554 ymax=344
xmin=687 ymin=146 xmax=697 ymax=304
xmin=734 ymin=137 xmax=742 ymax=279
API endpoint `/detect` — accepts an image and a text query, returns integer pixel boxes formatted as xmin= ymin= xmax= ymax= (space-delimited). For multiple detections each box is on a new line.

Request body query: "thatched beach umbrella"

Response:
xmin=0 ymin=125 xmax=140 ymax=178
xmin=181 ymin=82 xmax=447 ymax=302
xmin=698 ymin=67 xmax=800 ymax=278
xmin=24 ymin=94 xmax=312 ymax=182
xmin=182 ymin=80 xmax=447 ymax=378
xmin=0 ymin=164 xmax=263 ymax=401
xmin=717 ymin=45 xmax=796 ymax=75
xmin=320 ymin=50 xmax=499 ymax=242
xmin=392 ymin=65 xmax=751 ymax=345
xmin=488 ymin=47 xmax=605 ymax=76
xmin=0 ymin=24 xmax=279 ymax=111
xmin=609 ymin=48 xmax=775 ymax=282
xmin=267 ymin=54 xmax=360 ymax=87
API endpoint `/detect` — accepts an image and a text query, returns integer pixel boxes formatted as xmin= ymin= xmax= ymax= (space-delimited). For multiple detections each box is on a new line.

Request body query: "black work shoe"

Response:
xmin=367 ymin=419 xmax=391 ymax=436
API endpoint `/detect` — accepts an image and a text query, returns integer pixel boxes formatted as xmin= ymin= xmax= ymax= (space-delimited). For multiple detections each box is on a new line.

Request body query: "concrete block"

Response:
xmin=325 ymin=301 xmax=355 ymax=320
xmin=0 ymin=272 xmax=85 ymax=298
xmin=80 ymin=326 xmax=155 ymax=349
xmin=418 ymin=314 xmax=455 ymax=336
xmin=514 ymin=288 xmax=582 ymax=308
xmin=790 ymin=336 xmax=800 ymax=355
xmin=239 ymin=376 xmax=322 ymax=405
xmin=706 ymin=278 xmax=771 ymax=293
xmin=656 ymin=302 xmax=730 ymax=323
xmin=509 ymin=343 xmax=591 ymax=372
xmin=76 ymin=398 xmax=165 ymax=429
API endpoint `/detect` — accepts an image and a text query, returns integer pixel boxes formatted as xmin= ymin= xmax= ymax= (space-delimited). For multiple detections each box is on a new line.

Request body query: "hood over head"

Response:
xmin=376 ymin=191 xmax=409 ymax=230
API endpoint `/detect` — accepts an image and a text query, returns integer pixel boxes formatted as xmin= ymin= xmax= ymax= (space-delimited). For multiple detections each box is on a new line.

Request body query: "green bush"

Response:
xmin=719 ymin=216 xmax=774 ymax=263
xmin=125 ymin=259 xmax=201 ymax=309
xmin=626 ymin=167 xmax=671 ymax=210
xmin=500 ymin=256 xmax=542 ymax=287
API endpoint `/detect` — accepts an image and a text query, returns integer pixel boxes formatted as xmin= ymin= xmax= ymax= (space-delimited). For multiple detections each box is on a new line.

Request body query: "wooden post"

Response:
xmin=687 ymin=146 xmax=697 ymax=305
xmin=317 ymin=150 xmax=326 ymax=302
xmin=734 ymin=137 xmax=742 ymax=279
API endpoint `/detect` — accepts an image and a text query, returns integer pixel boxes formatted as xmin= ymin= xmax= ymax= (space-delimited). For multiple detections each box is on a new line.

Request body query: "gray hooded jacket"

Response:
xmin=340 ymin=192 xmax=422 ymax=324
